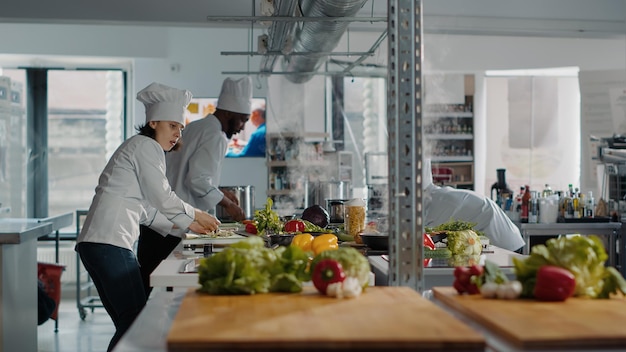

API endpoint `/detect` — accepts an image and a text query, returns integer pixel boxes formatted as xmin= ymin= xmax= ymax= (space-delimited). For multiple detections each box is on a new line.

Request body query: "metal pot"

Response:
xmin=216 ymin=186 xmax=255 ymax=221
xmin=307 ymin=181 xmax=351 ymax=209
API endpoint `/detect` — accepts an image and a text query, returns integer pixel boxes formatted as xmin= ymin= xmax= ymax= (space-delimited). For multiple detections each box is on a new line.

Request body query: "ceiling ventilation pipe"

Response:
xmin=282 ymin=0 xmax=368 ymax=83
xmin=260 ymin=0 xmax=298 ymax=73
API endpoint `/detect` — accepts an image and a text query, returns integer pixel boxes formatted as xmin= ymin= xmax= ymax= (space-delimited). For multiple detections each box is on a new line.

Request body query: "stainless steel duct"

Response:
xmin=282 ymin=0 xmax=368 ymax=83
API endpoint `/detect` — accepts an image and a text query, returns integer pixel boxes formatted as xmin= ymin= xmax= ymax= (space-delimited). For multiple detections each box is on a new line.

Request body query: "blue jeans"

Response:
xmin=76 ymin=242 xmax=147 ymax=352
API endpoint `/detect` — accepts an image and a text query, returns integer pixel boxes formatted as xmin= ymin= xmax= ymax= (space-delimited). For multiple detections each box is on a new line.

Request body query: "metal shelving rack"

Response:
xmin=75 ymin=210 xmax=103 ymax=320
xmin=386 ymin=0 xmax=425 ymax=291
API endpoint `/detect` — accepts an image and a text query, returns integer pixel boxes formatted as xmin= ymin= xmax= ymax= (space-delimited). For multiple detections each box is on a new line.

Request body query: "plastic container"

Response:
xmin=538 ymin=196 xmax=559 ymax=224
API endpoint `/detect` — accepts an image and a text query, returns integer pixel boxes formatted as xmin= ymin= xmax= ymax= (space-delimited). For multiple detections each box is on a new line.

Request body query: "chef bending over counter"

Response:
xmin=423 ymin=159 xmax=525 ymax=253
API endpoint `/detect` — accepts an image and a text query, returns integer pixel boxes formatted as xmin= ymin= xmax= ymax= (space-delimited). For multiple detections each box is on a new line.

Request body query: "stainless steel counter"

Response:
xmin=520 ymin=222 xmax=622 ymax=274
xmin=0 ymin=219 xmax=53 ymax=244
xmin=0 ymin=218 xmax=57 ymax=352
xmin=369 ymin=246 xmax=526 ymax=289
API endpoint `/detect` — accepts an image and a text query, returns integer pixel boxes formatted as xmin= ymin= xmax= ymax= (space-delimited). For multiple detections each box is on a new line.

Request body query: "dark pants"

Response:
xmin=137 ymin=225 xmax=181 ymax=297
xmin=75 ymin=242 xmax=147 ymax=352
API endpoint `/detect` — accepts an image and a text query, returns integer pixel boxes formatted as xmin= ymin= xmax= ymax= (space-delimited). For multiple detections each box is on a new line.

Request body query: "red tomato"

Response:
xmin=245 ymin=223 xmax=258 ymax=234
xmin=284 ymin=219 xmax=305 ymax=233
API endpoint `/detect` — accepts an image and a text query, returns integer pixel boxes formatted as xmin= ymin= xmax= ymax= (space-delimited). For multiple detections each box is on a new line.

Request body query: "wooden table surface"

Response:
xmin=433 ymin=286 xmax=626 ymax=350
xmin=167 ymin=286 xmax=485 ymax=351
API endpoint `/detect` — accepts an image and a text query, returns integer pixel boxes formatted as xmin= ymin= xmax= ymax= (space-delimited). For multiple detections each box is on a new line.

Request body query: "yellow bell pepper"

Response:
xmin=311 ymin=234 xmax=339 ymax=255
xmin=291 ymin=233 xmax=314 ymax=252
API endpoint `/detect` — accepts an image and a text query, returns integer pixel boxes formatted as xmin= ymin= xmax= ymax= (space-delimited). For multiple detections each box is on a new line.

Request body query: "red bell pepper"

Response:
xmin=533 ymin=265 xmax=576 ymax=301
xmin=423 ymin=233 xmax=436 ymax=267
xmin=284 ymin=219 xmax=305 ymax=233
xmin=423 ymin=233 xmax=436 ymax=250
xmin=312 ymin=259 xmax=346 ymax=295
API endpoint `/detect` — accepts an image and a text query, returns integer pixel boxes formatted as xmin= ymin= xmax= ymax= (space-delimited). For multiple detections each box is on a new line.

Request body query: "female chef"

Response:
xmin=75 ymin=82 xmax=220 ymax=352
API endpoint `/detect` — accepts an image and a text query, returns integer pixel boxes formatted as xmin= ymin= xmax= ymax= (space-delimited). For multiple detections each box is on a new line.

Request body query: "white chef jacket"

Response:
xmin=77 ymin=135 xmax=195 ymax=251
xmin=423 ymin=184 xmax=526 ymax=252
xmin=166 ymin=115 xmax=227 ymax=214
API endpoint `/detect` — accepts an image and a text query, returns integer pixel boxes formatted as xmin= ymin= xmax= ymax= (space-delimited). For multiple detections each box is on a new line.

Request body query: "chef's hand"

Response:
xmin=188 ymin=221 xmax=208 ymax=234
xmin=225 ymin=203 xmax=246 ymax=222
xmin=222 ymin=189 xmax=240 ymax=206
xmin=193 ymin=210 xmax=221 ymax=233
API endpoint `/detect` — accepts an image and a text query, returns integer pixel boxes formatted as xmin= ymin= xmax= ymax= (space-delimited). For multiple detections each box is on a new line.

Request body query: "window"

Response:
xmin=332 ymin=76 xmax=387 ymax=190
xmin=484 ymin=69 xmax=581 ymax=195
xmin=0 ymin=69 xmax=127 ymax=232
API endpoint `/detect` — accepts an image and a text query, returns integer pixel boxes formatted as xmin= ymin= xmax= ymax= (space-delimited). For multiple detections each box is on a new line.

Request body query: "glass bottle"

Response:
xmin=542 ymin=184 xmax=553 ymax=198
xmin=529 ymin=191 xmax=539 ymax=224
xmin=585 ymin=191 xmax=595 ymax=218
xmin=520 ymin=185 xmax=531 ymax=223
xmin=515 ymin=186 xmax=524 ymax=214
xmin=565 ymin=192 xmax=574 ymax=219
xmin=573 ymin=187 xmax=581 ymax=218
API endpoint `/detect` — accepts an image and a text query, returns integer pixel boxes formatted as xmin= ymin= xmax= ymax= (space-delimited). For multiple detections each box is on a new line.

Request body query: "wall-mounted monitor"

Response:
xmin=185 ymin=97 xmax=267 ymax=158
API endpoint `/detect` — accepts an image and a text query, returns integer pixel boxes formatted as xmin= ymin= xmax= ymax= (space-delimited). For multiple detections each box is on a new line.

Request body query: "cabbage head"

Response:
xmin=446 ymin=229 xmax=482 ymax=256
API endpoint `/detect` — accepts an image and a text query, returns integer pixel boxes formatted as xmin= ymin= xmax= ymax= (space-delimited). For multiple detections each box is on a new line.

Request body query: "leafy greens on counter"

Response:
xmin=513 ymin=235 xmax=626 ymax=299
xmin=197 ymin=236 xmax=310 ymax=295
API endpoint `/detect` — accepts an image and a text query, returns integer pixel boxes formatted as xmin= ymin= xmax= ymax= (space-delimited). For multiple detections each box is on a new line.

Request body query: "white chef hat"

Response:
xmin=136 ymin=82 xmax=192 ymax=125
xmin=216 ymin=77 xmax=253 ymax=115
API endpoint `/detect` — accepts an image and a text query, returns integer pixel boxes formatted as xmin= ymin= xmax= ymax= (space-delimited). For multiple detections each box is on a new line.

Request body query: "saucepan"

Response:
xmin=359 ymin=233 xmax=389 ymax=250
xmin=360 ymin=232 xmax=447 ymax=251
xmin=268 ymin=234 xmax=294 ymax=247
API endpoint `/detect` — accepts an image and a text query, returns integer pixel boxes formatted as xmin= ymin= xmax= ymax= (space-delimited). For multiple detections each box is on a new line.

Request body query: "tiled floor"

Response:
xmin=38 ymin=297 xmax=114 ymax=352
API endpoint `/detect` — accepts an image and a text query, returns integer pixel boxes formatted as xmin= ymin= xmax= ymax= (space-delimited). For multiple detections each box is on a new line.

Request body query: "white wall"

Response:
xmin=1 ymin=22 xmax=625 ymax=199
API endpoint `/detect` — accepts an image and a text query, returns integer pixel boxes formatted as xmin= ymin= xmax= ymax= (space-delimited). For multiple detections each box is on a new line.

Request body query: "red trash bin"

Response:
xmin=37 ymin=262 xmax=65 ymax=321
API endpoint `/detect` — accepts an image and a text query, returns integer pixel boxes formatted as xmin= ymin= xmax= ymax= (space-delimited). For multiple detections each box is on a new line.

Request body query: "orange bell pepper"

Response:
xmin=311 ymin=234 xmax=339 ymax=255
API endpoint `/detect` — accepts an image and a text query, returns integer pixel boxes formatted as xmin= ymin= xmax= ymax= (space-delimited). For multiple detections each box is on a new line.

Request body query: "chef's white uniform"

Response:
xmin=422 ymin=159 xmax=525 ymax=252
xmin=166 ymin=115 xmax=228 ymax=214
xmin=424 ymin=184 xmax=525 ymax=251
xmin=77 ymin=135 xmax=195 ymax=250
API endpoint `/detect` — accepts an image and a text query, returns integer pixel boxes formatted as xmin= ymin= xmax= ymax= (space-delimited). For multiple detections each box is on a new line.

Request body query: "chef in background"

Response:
xmin=423 ymin=158 xmax=526 ymax=252
xmin=76 ymin=82 xmax=220 ymax=352
xmin=137 ymin=76 xmax=252 ymax=295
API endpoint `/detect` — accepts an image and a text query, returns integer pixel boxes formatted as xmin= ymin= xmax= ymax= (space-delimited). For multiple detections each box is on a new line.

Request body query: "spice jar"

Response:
xmin=344 ymin=198 xmax=366 ymax=244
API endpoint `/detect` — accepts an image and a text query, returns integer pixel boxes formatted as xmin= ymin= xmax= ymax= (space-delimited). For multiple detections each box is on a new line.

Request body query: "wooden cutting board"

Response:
xmin=433 ymin=286 xmax=626 ymax=350
xmin=167 ymin=286 xmax=485 ymax=351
